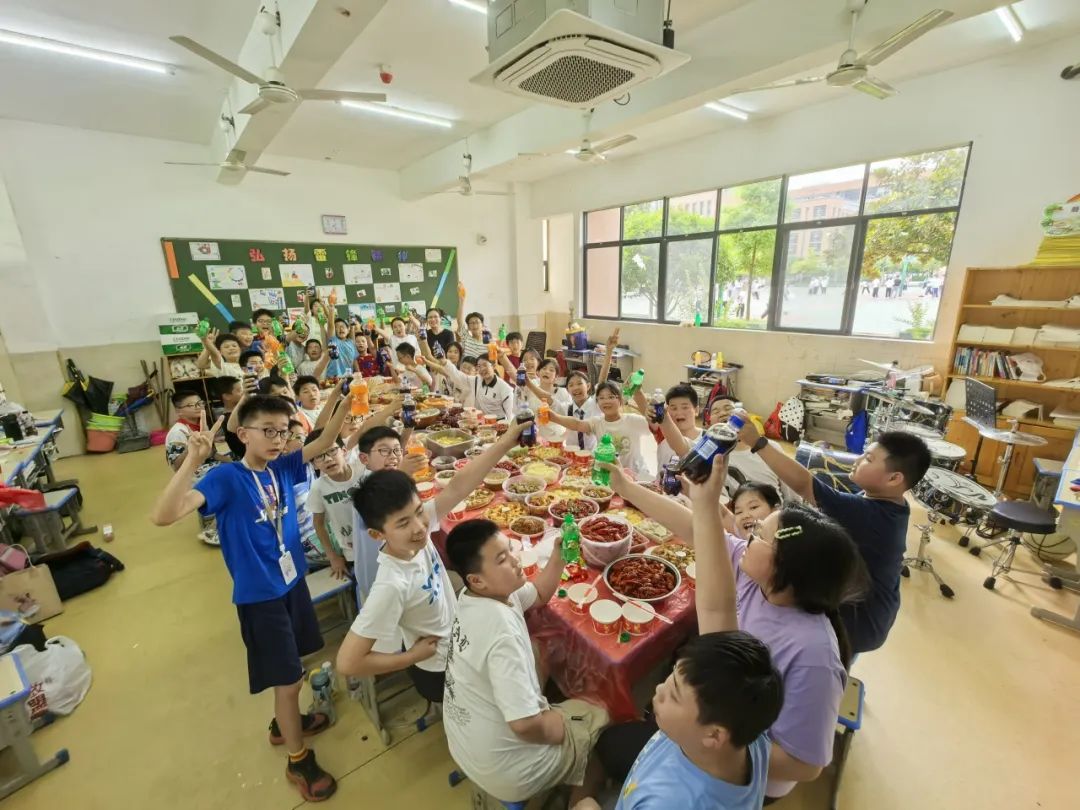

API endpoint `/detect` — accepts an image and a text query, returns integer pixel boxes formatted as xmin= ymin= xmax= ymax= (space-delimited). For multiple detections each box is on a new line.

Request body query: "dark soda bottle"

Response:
xmin=401 ymin=393 xmax=417 ymax=428
xmin=648 ymin=388 xmax=666 ymax=425
xmin=661 ymin=458 xmax=682 ymax=496
xmin=517 ymin=404 xmax=536 ymax=447
xmin=328 ymin=343 xmax=339 ymax=360
xmin=676 ymin=414 xmax=744 ymax=484
xmin=516 ymin=365 xmax=527 ymax=387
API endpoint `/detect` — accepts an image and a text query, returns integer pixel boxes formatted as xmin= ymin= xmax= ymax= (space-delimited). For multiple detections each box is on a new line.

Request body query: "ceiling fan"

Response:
xmin=165 ymin=148 xmax=290 ymax=177
xmin=520 ymin=109 xmax=636 ymax=163
xmin=733 ymin=1 xmax=954 ymax=101
xmin=442 ymin=153 xmax=511 ymax=197
xmin=169 ymin=34 xmax=386 ymax=115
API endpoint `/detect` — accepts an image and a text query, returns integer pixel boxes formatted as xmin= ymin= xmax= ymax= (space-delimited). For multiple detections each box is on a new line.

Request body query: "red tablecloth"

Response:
xmin=433 ymin=489 xmax=697 ymax=723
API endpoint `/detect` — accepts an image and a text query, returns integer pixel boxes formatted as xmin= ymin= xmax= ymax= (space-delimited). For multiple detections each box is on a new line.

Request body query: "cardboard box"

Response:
xmin=160 ymin=332 xmax=201 ymax=355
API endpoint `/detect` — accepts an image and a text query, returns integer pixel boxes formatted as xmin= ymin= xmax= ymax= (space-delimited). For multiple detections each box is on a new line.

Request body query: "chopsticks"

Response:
xmin=607 ymin=591 xmax=674 ymax=625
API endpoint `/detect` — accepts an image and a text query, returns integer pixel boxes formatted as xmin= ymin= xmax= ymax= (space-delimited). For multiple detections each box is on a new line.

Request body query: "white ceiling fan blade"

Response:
xmin=225 ymin=149 xmax=248 ymax=164
xmin=164 ymin=161 xmax=220 ymax=167
xmin=594 ymin=134 xmax=637 ymax=155
xmin=247 ymin=166 xmax=291 ymax=177
xmin=238 ymin=97 xmax=271 ymax=116
xmin=297 ymin=89 xmax=388 ymax=103
xmin=471 ymin=190 xmax=512 ymax=196
xmin=735 ymin=76 xmax=826 ymax=94
xmin=858 ymin=10 xmax=954 ymax=67
xmin=169 ymin=36 xmax=264 ymax=85
xmin=852 ymin=76 xmax=896 ymax=100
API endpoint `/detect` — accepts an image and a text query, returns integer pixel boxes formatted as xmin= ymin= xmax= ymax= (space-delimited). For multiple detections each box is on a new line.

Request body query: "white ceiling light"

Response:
xmin=448 ymin=0 xmax=488 ymax=14
xmin=340 ymin=100 xmax=454 ymax=129
xmin=705 ymin=101 xmax=750 ymax=121
xmin=995 ymin=5 xmax=1024 ymax=43
xmin=0 ymin=28 xmax=172 ymax=74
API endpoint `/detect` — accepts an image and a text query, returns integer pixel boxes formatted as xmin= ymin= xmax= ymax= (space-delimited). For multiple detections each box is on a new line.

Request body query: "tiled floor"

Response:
xmin=6 ymin=449 xmax=1079 ymax=809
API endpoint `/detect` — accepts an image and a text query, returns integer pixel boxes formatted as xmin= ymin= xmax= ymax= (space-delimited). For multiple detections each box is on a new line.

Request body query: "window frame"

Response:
xmin=582 ymin=143 xmax=972 ymax=340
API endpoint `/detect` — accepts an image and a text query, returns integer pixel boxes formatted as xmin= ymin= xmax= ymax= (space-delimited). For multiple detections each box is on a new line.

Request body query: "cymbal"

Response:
xmin=976 ymin=427 xmax=1048 ymax=446
xmin=867 ymin=390 xmax=935 ymax=416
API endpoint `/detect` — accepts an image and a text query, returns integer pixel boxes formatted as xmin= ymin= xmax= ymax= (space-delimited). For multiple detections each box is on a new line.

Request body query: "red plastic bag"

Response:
xmin=0 ymin=485 xmax=46 ymax=511
xmin=764 ymin=402 xmax=784 ymax=441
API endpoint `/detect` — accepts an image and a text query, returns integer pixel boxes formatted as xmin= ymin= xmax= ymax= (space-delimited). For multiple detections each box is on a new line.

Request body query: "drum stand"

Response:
xmin=902 ymin=513 xmax=955 ymax=598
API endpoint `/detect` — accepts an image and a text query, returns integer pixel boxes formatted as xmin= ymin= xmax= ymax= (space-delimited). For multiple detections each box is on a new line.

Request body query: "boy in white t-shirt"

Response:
xmin=443 ymin=519 xmax=609 ymax=804
xmin=549 ymin=382 xmax=652 ymax=479
xmin=336 ymin=421 xmax=533 ymax=704
xmin=195 ymin=328 xmax=245 ymax=380
xmin=647 ymin=384 xmax=703 ymax=480
xmin=293 ymin=375 xmax=324 ymax=431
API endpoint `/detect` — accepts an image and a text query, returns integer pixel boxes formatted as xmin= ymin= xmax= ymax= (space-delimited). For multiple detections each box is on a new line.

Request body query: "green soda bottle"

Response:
xmin=271 ymin=319 xmax=284 ymax=338
xmin=292 ymin=317 xmax=308 ymax=338
xmin=592 ymin=434 xmax=617 ymax=486
xmin=622 ymin=368 xmax=645 ymax=398
xmin=279 ymin=355 xmax=295 ymax=375
xmin=195 ymin=318 xmax=210 ymax=338
xmin=498 ymin=324 xmax=507 ymax=342
xmin=560 ymin=514 xmax=581 ymax=565
xmin=694 ymin=311 xmax=702 ymax=327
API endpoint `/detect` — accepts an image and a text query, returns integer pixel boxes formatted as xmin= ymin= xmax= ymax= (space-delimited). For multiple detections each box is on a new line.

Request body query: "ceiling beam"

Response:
xmin=206 ymin=0 xmax=390 ymax=184
xmin=398 ymin=0 xmax=1004 ymax=201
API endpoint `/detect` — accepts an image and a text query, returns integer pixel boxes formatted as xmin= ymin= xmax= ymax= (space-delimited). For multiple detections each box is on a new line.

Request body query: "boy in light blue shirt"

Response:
xmin=578 ymin=631 xmax=783 ymax=810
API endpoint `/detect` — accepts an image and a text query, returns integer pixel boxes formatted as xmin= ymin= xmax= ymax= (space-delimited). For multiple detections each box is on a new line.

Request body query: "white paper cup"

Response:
xmin=685 ymin=562 xmax=696 ymax=588
xmin=589 ymin=599 xmax=621 ymax=634
xmin=621 ymin=601 xmax=655 ymax=635
xmin=566 ymin=582 xmax=598 ymax=614
xmin=519 ymin=548 xmax=539 ymax=577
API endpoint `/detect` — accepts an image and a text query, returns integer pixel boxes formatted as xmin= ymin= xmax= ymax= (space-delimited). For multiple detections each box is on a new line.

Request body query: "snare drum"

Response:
xmin=925 ymin=439 xmax=966 ymax=471
xmin=912 ymin=467 xmax=996 ymax=522
xmin=892 ymin=420 xmax=944 ymax=441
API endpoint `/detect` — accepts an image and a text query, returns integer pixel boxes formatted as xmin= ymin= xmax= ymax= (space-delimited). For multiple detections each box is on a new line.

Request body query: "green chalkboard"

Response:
xmin=160 ymin=237 xmax=459 ymax=331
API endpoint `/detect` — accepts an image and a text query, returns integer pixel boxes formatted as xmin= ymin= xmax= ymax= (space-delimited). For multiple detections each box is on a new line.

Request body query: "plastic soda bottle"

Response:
xmin=498 ymin=324 xmax=507 ymax=343
xmin=279 ymin=354 xmax=295 ymax=375
xmin=648 ymin=388 xmax=665 ymax=424
xmin=538 ymin=403 xmax=550 ymax=425
xmin=271 ymin=319 xmax=284 ymax=338
xmin=195 ymin=318 xmax=210 ymax=338
xmin=693 ymin=311 xmax=703 ymax=327
xmin=560 ymin=514 xmax=581 ymax=565
xmin=487 ymin=341 xmax=498 ymax=362
xmin=676 ymin=414 xmax=744 ymax=484
xmin=406 ymin=443 xmax=428 ymax=475
xmin=517 ymin=403 xmax=536 ymax=447
xmin=376 ymin=307 xmax=386 ymax=327
xmin=592 ymin=434 xmax=617 ymax=486
xmin=622 ymin=368 xmax=645 ymax=398
xmin=351 ymin=378 xmax=370 ymax=416
xmin=401 ymin=393 xmax=417 ymax=428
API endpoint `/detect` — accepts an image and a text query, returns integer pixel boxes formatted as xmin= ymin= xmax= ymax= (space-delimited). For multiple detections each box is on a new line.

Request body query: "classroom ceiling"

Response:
xmin=0 ymin=0 xmax=1077 ymax=188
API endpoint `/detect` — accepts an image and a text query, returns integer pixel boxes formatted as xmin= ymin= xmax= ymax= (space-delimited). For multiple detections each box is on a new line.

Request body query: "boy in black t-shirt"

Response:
xmin=735 ymin=415 xmax=930 ymax=654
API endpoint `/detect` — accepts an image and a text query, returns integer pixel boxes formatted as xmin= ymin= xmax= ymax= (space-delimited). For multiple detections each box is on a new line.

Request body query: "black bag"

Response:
xmin=34 ymin=542 xmax=124 ymax=601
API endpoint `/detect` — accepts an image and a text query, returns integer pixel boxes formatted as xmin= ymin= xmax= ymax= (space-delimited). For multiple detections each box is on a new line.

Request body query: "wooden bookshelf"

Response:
xmin=945 ymin=265 xmax=1079 ymax=498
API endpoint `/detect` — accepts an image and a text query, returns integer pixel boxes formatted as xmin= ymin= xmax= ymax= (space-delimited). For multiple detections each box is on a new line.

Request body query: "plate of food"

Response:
xmin=606 ymin=507 xmax=645 ymax=526
xmin=532 ymin=446 xmax=564 ymax=461
xmin=508 ymin=515 xmax=547 ymax=542
xmin=549 ymin=497 xmax=600 ymax=522
xmin=604 ymin=554 xmax=681 ymax=603
xmin=519 ymin=460 xmax=561 ymax=484
xmin=483 ymin=501 xmax=527 ymax=529
xmin=560 ymin=474 xmax=593 ymax=490
xmin=464 ymin=488 xmax=495 ymax=511
xmin=524 ymin=490 xmax=560 ymax=517
xmin=636 ymin=518 xmax=673 ymax=543
xmin=503 ymin=475 xmax=546 ymax=502
xmin=646 ymin=541 xmax=695 ymax=572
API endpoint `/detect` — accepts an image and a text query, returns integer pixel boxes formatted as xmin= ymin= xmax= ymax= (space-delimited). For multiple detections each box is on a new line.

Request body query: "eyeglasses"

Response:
xmin=180 ymin=400 xmax=206 ymax=409
xmin=312 ymin=447 xmax=341 ymax=462
xmin=288 ymin=432 xmax=306 ymax=442
xmin=374 ymin=446 xmax=403 ymax=458
xmin=344 ymin=415 xmax=363 ymax=424
xmin=242 ymin=426 xmax=290 ymax=440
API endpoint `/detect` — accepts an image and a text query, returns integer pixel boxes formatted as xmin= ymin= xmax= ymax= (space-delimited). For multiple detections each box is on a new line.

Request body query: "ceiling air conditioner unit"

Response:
xmin=472 ymin=2 xmax=689 ymax=108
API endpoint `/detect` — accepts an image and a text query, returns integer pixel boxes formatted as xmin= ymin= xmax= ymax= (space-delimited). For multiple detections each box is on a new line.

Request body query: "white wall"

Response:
xmin=0 ymin=120 xmax=517 ymax=353
xmin=521 ymin=35 xmax=1080 ymax=412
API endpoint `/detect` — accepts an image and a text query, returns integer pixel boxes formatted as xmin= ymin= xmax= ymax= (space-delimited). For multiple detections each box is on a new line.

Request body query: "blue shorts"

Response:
xmin=236 ymin=578 xmax=323 ymax=694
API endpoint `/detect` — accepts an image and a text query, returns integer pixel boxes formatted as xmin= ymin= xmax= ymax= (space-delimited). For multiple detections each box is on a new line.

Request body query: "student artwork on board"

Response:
xmin=206 ymin=265 xmax=248 ymax=290
xmin=404 ymin=300 xmax=426 ymax=317
xmin=249 ymin=287 xmax=286 ymax=310
xmin=280 ymin=264 xmax=315 ymax=288
xmin=317 ymin=284 xmax=347 ymax=302
xmin=349 ymin=303 xmax=377 ymax=322
xmin=424 ymin=248 xmax=442 ymax=262
xmin=189 ymin=241 xmax=220 ymax=260
xmin=398 ymin=263 xmax=424 ymax=283
xmin=374 ymin=283 xmax=402 ymax=304
xmin=343 ymin=264 xmax=373 ymax=285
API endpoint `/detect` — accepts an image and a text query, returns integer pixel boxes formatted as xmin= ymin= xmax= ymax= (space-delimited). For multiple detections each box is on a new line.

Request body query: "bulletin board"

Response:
xmin=160 ymin=237 xmax=459 ymax=330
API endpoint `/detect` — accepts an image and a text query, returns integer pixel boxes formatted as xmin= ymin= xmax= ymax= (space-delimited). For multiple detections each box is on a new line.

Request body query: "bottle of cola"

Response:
xmin=676 ymin=414 xmax=744 ymax=484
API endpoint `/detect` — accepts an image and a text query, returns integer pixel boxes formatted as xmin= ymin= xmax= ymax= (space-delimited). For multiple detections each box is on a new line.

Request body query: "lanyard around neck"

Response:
xmin=242 ymin=462 xmax=286 ymax=554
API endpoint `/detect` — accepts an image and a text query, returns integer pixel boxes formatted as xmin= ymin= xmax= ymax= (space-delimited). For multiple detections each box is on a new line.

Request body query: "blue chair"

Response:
xmin=829 ymin=675 xmax=865 ymax=810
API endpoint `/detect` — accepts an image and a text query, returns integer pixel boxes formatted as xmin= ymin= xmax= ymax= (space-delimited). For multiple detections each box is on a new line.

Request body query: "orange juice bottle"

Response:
xmin=351 ymin=378 xmax=370 ymax=416
xmin=488 ymin=341 xmax=498 ymax=362
xmin=538 ymin=403 xmax=550 ymax=425
xmin=407 ymin=444 xmax=429 ymax=475
xmin=328 ymin=289 xmax=338 ymax=307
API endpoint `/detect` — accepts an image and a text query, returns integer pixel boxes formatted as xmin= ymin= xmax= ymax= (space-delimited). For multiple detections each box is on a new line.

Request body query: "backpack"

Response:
xmin=777 ymin=396 xmax=804 ymax=443
xmin=35 ymin=542 xmax=124 ymax=601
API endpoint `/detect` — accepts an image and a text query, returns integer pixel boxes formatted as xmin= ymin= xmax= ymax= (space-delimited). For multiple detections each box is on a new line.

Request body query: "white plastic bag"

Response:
xmin=14 ymin=635 xmax=92 ymax=718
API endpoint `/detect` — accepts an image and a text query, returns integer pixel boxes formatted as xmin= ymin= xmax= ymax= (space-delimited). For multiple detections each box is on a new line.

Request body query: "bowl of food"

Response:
xmin=581 ymin=485 xmax=613 ymax=510
xmin=524 ymin=490 xmax=560 ymax=517
xmin=414 ymin=407 xmax=442 ymax=429
xmin=506 ymin=445 xmax=531 ymax=461
xmin=431 ymin=455 xmax=457 ymax=473
xmin=453 ymin=458 xmax=471 ymax=471
xmin=422 ymin=396 xmax=452 ymax=411
xmin=548 ymin=497 xmax=600 ymax=523
xmin=646 ymin=541 xmax=695 ymax=572
xmin=603 ymin=554 xmax=681 ymax=604
xmin=520 ymin=460 xmax=560 ymax=485
xmin=483 ymin=468 xmax=511 ymax=491
xmin=503 ymin=475 xmax=546 ymax=502
xmin=508 ymin=515 xmax=547 ymax=543
xmin=434 ymin=469 xmax=456 ymax=489
xmin=532 ymin=446 xmax=563 ymax=461
xmin=636 ymin=518 xmax=673 ymax=544
xmin=476 ymin=428 xmax=498 ymax=444
xmin=579 ymin=514 xmax=633 ymax=569
xmin=565 ymin=582 xmax=598 ymax=614
xmin=495 ymin=459 xmax=521 ymax=475
xmin=415 ymin=481 xmax=436 ymax=501
xmin=464 ymin=488 xmax=494 ymax=511
xmin=424 ymin=429 xmax=475 ymax=458
xmin=464 ymin=446 xmax=485 ymax=460
xmin=482 ymin=501 xmax=527 ymax=529
xmin=491 ymin=420 xmax=509 ymax=435
xmin=560 ymin=473 xmax=593 ymax=491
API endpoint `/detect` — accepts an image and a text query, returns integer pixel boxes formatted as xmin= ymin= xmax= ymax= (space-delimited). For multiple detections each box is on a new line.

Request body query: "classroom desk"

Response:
xmin=1 ymin=424 xmax=60 ymax=488
xmin=1032 ymin=429 xmax=1080 ymax=632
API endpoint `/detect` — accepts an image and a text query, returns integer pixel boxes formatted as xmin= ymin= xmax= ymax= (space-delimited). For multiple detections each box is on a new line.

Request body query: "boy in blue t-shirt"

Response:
xmin=578 ymin=632 xmax=783 ymax=810
xmin=151 ymin=388 xmax=357 ymax=803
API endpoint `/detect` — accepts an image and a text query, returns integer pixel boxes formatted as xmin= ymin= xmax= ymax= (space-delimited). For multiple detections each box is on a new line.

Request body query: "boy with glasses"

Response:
xmin=151 ymin=388 xmax=356 ymax=802
xmin=166 ymin=391 xmax=227 ymax=545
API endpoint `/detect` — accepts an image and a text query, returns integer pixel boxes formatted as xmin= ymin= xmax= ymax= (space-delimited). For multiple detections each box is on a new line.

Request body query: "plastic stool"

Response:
xmin=0 ymin=652 xmax=70 ymax=798
xmin=829 ymin=675 xmax=865 ymax=810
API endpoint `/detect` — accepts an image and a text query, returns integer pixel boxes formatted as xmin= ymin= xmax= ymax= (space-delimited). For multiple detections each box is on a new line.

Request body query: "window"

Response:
xmin=541 ymin=218 xmax=550 ymax=292
xmin=582 ymin=144 xmax=969 ymax=339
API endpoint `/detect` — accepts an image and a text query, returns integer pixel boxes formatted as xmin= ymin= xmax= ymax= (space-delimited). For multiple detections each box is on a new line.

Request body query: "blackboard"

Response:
xmin=160 ymin=237 xmax=459 ymax=331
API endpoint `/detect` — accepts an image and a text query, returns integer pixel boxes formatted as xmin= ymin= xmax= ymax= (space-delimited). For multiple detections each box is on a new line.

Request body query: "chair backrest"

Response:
xmin=524 ymin=331 xmax=546 ymax=358
xmin=553 ymin=350 xmax=569 ymax=379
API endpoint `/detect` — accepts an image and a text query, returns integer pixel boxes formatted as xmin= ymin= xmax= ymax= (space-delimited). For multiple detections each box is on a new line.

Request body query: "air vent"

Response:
xmin=518 ymin=53 xmax=635 ymax=105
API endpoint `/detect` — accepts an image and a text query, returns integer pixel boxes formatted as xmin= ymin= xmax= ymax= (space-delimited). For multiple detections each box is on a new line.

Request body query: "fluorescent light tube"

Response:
xmin=448 ymin=0 xmax=488 ymax=14
xmin=705 ymin=101 xmax=750 ymax=121
xmin=340 ymin=100 xmax=454 ymax=129
xmin=995 ymin=6 xmax=1024 ymax=43
xmin=0 ymin=28 xmax=172 ymax=74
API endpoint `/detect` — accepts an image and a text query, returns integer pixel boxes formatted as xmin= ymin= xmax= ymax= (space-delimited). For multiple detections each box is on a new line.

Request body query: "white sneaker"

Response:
xmin=198 ymin=528 xmax=221 ymax=546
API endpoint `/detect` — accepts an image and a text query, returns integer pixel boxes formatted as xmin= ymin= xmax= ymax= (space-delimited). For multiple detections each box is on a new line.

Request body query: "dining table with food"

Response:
xmin=407 ymin=401 xmax=698 ymax=723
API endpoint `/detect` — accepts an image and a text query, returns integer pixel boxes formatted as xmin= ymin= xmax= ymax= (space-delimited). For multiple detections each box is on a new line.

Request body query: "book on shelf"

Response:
xmin=951 ymin=347 xmax=1021 ymax=380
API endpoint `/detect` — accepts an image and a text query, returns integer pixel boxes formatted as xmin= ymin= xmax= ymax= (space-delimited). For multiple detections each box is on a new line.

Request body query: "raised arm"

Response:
xmin=314 ymin=382 xmax=344 ymax=430
xmin=735 ymin=409 xmax=814 ymax=503
xmin=303 ymin=382 xmax=354 ymax=462
xmin=547 ymin=409 xmax=590 ymax=434
xmin=602 ymin=463 xmax=693 ymax=540
xmin=525 ymin=376 xmax=555 ymax=405
xmin=456 ymin=284 xmax=467 ymax=335
xmin=435 ymin=421 xmax=530 ymax=517
xmin=312 ymin=341 xmax=331 ymax=380
xmin=596 ymin=328 xmax=619 ymax=384
xmin=686 ymin=456 xmax=739 ymax=634
xmin=150 ymin=414 xmax=221 ymax=525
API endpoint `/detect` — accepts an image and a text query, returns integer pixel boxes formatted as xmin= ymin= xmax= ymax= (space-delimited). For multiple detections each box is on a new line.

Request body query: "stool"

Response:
xmin=0 ymin=651 xmax=70 ymax=798
xmin=11 ymin=488 xmax=96 ymax=555
xmin=829 ymin=675 xmax=864 ymax=810
xmin=1031 ymin=458 xmax=1063 ymax=510
xmin=970 ymin=501 xmax=1058 ymax=590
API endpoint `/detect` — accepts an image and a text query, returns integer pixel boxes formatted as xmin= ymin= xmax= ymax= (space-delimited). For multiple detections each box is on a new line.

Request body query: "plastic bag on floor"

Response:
xmin=14 ymin=635 xmax=92 ymax=719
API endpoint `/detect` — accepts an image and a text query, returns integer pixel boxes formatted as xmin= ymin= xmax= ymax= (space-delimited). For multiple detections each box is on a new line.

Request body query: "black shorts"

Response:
xmin=236 ymin=578 xmax=324 ymax=694
xmin=407 ymin=665 xmax=446 ymax=704
xmin=595 ymin=718 xmax=659 ymax=783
